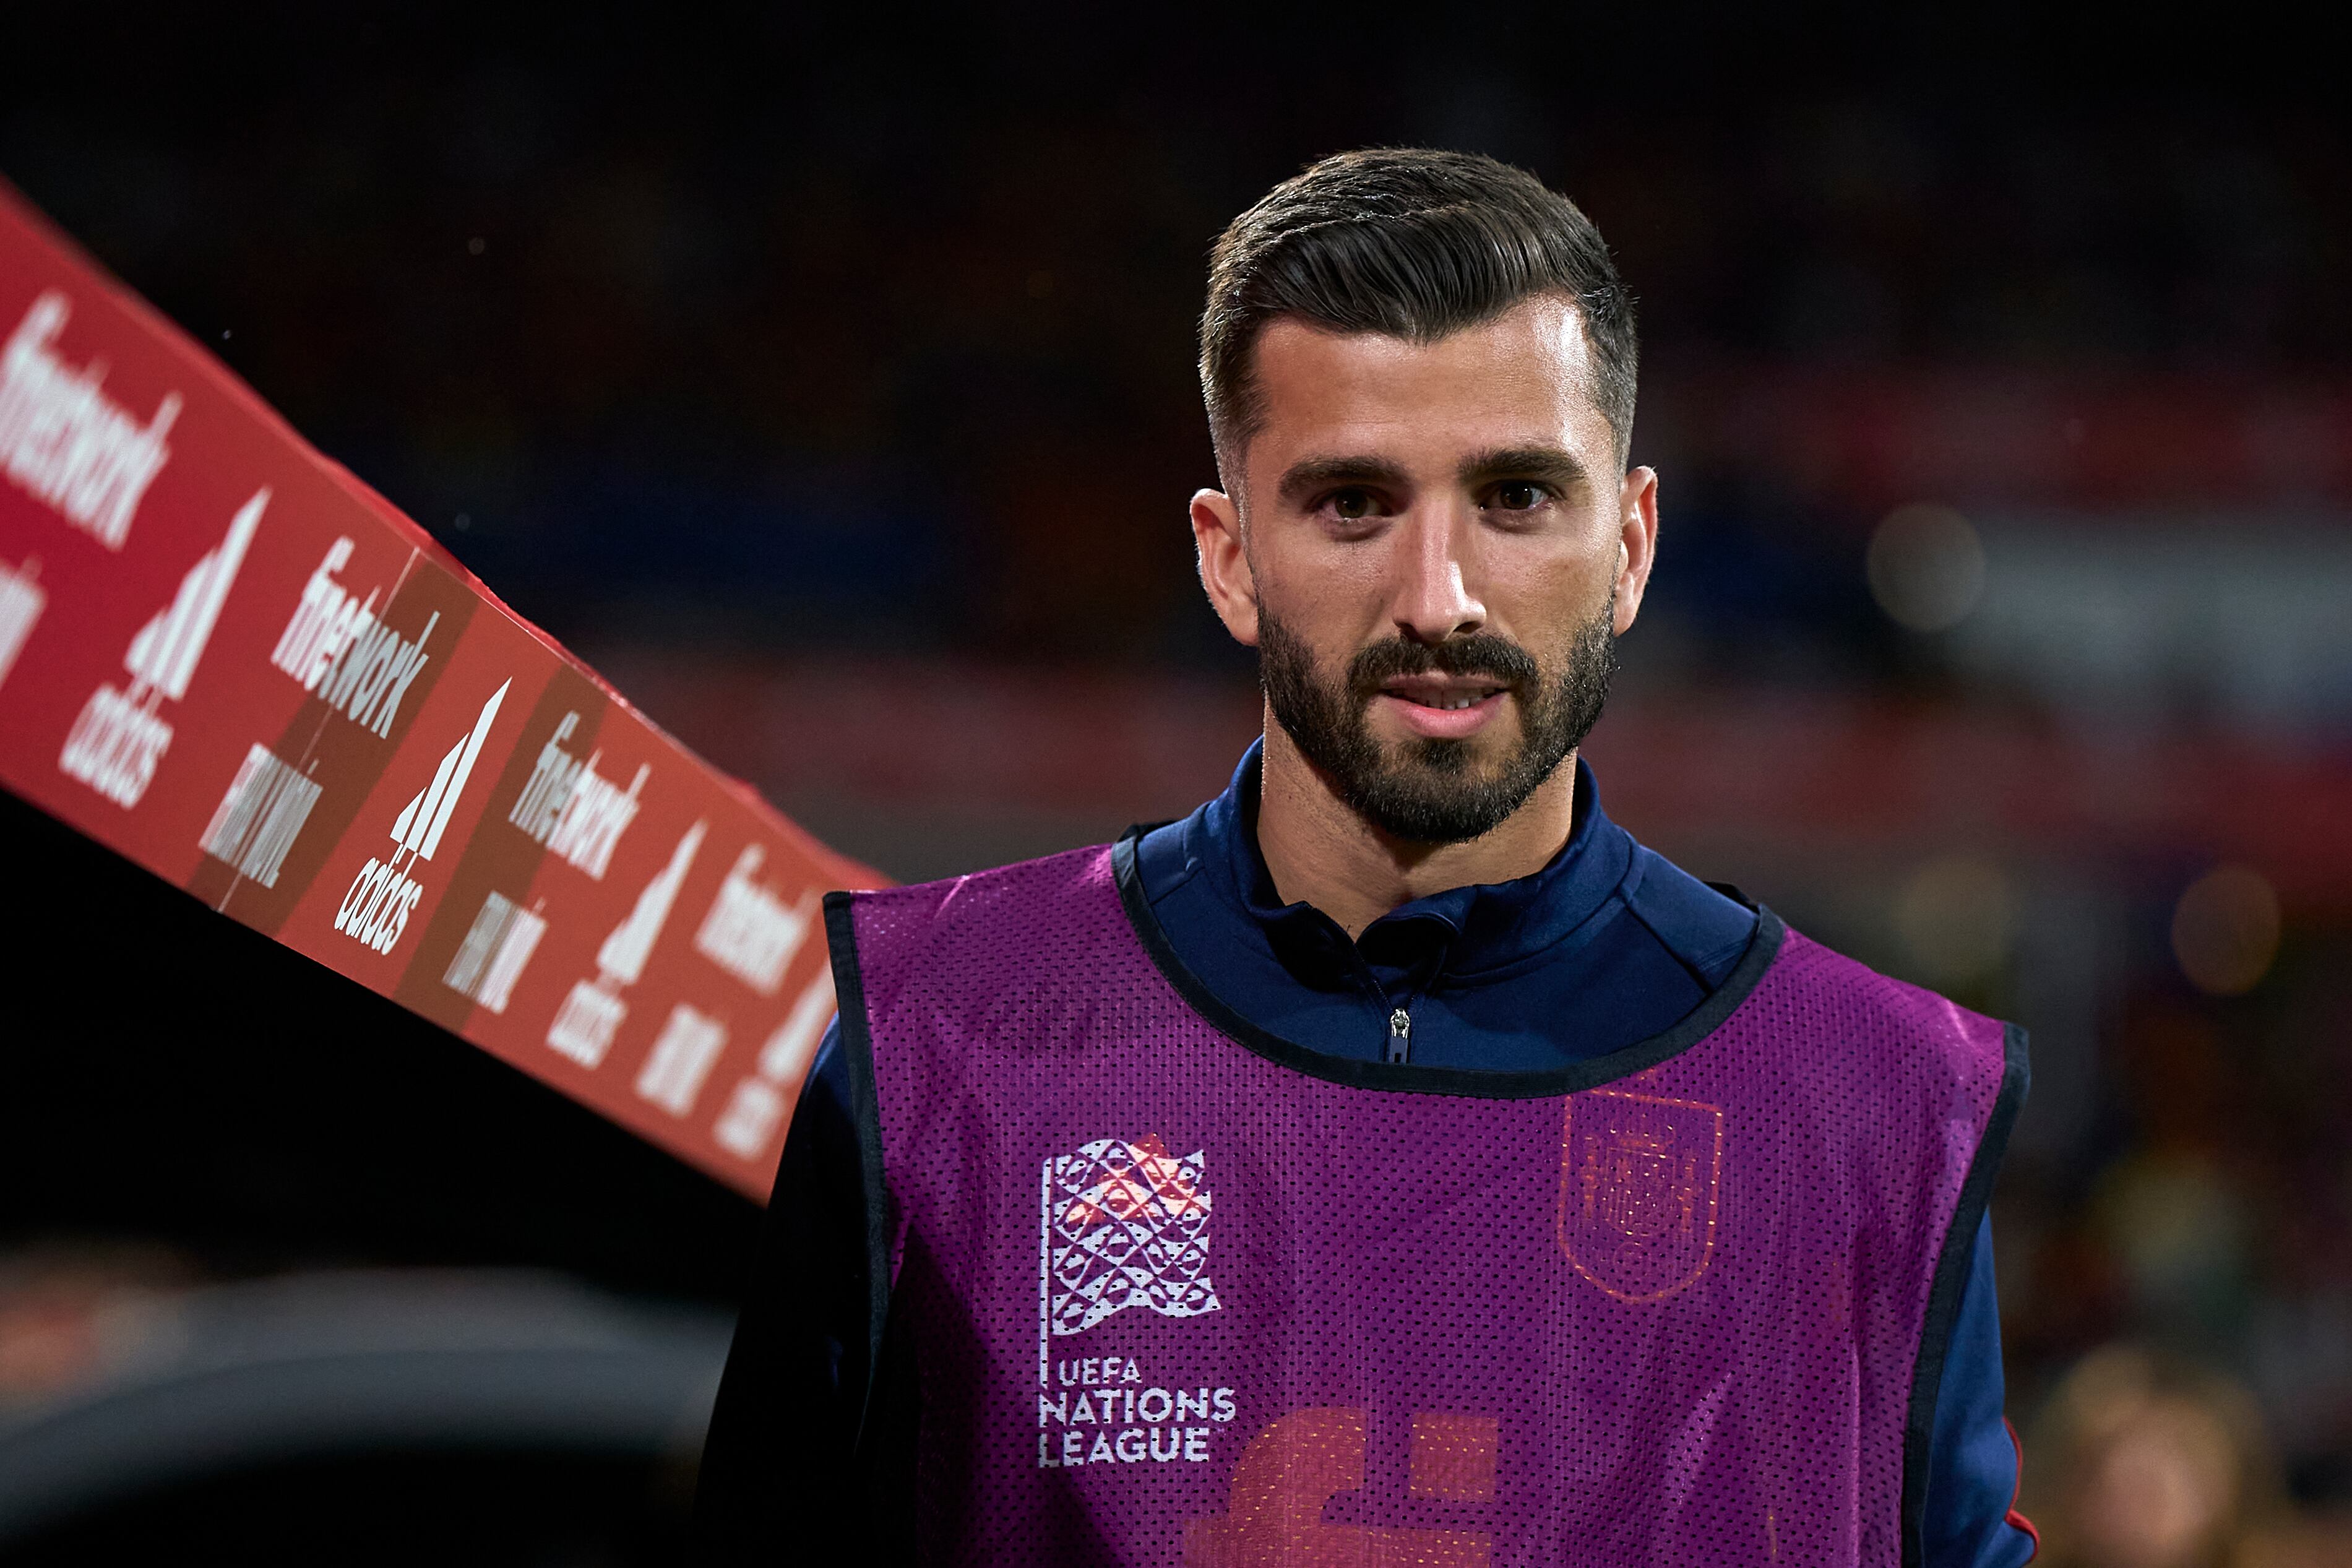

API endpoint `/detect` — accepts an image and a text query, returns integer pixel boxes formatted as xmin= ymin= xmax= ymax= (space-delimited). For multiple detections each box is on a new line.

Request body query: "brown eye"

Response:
xmin=1331 ymin=489 xmax=1374 ymax=520
xmin=1494 ymin=481 xmax=1546 ymax=511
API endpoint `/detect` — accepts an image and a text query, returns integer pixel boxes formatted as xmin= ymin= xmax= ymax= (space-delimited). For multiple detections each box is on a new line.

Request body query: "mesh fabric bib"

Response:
xmin=826 ymin=837 xmax=2024 ymax=1567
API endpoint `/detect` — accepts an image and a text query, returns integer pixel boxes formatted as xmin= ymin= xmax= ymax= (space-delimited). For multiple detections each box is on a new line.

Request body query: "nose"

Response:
xmin=1390 ymin=508 xmax=1486 ymax=644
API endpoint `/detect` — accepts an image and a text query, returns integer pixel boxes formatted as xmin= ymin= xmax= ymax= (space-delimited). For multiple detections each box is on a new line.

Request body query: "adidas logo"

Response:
xmin=546 ymin=820 xmax=704 ymax=1068
xmin=60 ymin=489 xmax=264 ymax=807
xmin=330 ymin=678 xmax=509 ymax=954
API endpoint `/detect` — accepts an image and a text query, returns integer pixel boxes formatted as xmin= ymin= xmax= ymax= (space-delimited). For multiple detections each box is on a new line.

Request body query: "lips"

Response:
xmin=1372 ymin=676 xmax=1512 ymax=740
xmin=1377 ymin=675 xmax=1510 ymax=711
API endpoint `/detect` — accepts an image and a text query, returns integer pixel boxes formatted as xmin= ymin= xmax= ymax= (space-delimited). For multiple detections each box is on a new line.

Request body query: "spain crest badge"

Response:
xmin=1557 ymin=1089 xmax=1724 ymax=1303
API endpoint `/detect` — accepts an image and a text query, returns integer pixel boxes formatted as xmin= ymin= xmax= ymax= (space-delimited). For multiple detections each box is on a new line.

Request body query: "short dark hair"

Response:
xmin=1199 ymin=148 xmax=1638 ymax=483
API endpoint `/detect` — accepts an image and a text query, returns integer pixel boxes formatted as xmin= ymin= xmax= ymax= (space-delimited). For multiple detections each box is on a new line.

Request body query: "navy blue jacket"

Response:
xmin=696 ymin=745 xmax=2035 ymax=1566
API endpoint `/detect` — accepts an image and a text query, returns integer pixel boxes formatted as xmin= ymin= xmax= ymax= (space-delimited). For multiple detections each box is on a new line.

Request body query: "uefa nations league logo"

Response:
xmin=1046 ymin=1135 xmax=1222 ymax=1337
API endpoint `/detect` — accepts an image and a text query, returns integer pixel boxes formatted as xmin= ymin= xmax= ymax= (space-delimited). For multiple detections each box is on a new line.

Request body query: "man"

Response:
xmin=696 ymin=149 xmax=2036 ymax=1566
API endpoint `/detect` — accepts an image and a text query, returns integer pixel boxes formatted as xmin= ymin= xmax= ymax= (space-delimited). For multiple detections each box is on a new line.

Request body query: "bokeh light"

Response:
xmin=2170 ymin=865 xmax=2281 ymax=997
xmin=1867 ymin=504 xmax=1986 ymax=633
xmin=1894 ymin=854 xmax=2014 ymax=985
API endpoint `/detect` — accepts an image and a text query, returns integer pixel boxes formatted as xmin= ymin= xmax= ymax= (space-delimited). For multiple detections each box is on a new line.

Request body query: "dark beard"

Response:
xmin=1257 ymin=601 xmax=1618 ymax=845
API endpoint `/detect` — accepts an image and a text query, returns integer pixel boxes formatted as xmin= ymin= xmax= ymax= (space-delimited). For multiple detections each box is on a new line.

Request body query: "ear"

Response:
xmin=1191 ymin=487 xmax=1260 ymax=646
xmin=1611 ymin=466 xmax=1660 ymax=635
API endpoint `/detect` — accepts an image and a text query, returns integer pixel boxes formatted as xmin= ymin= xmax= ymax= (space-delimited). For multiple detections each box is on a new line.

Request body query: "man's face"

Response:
xmin=1194 ymin=294 xmax=1656 ymax=844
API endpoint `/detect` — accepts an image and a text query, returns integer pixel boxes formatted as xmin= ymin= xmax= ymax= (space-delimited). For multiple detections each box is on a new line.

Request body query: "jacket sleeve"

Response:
xmin=1923 ymin=1212 xmax=2038 ymax=1566
xmin=692 ymin=1025 xmax=873 ymax=1563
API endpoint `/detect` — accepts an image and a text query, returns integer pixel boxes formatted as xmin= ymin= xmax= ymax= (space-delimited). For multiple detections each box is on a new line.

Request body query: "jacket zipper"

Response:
xmin=1386 ymin=1007 xmax=1411 ymax=1065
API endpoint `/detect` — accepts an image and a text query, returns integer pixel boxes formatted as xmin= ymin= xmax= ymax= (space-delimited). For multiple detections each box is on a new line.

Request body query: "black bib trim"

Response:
xmin=1900 ymin=1020 xmax=2030 ymax=1567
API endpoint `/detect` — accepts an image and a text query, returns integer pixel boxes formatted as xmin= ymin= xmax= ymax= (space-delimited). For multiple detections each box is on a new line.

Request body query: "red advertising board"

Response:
xmin=0 ymin=183 xmax=881 ymax=1200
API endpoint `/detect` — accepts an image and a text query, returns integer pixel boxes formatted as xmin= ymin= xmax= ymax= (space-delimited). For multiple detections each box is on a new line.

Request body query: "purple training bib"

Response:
xmin=826 ymin=837 xmax=2023 ymax=1566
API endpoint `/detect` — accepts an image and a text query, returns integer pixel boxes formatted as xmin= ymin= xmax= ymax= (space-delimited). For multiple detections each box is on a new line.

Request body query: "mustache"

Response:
xmin=1343 ymin=633 xmax=1541 ymax=695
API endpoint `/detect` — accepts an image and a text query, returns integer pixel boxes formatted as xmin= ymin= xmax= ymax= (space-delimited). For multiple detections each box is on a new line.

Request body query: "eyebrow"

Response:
xmin=1456 ymin=445 xmax=1593 ymax=492
xmin=1275 ymin=454 xmax=1411 ymax=507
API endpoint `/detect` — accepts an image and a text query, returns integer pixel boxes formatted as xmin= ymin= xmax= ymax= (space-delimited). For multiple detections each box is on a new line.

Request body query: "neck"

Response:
xmin=1251 ymin=710 xmax=1579 ymax=939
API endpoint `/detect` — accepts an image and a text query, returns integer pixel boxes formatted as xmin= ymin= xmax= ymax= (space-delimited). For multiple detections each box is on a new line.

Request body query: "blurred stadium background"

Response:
xmin=3 ymin=8 xmax=2348 ymax=1564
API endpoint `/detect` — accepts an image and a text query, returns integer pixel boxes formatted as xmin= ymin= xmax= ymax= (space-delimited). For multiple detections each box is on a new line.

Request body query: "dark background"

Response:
xmin=4 ymin=8 xmax=2349 ymax=1562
